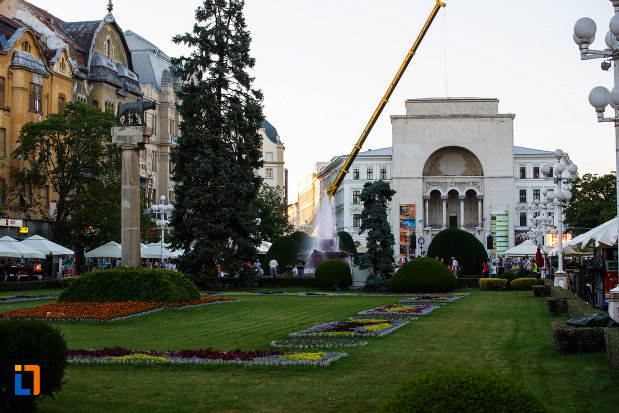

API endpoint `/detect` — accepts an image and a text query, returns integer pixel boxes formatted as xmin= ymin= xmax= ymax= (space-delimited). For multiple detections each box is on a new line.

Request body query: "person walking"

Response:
xmin=451 ymin=257 xmax=459 ymax=277
xmin=269 ymin=258 xmax=278 ymax=277
xmin=295 ymin=256 xmax=306 ymax=278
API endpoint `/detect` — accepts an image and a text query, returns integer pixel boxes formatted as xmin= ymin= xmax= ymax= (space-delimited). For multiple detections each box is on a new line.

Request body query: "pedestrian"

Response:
xmin=482 ymin=260 xmax=490 ymax=277
xmin=497 ymin=257 xmax=505 ymax=276
xmin=269 ymin=258 xmax=278 ymax=276
xmin=295 ymin=255 xmax=306 ymax=278
xmin=451 ymin=257 xmax=458 ymax=277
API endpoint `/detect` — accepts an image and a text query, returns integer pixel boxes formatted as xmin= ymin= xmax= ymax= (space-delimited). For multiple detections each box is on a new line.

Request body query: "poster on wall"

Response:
xmin=490 ymin=211 xmax=509 ymax=253
xmin=399 ymin=204 xmax=415 ymax=258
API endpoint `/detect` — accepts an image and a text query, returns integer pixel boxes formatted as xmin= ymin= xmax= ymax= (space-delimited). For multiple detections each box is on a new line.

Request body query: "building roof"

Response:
xmin=513 ymin=146 xmax=554 ymax=156
xmin=262 ymin=119 xmax=281 ymax=144
xmin=124 ymin=30 xmax=172 ymax=91
xmin=357 ymin=147 xmax=392 ymax=157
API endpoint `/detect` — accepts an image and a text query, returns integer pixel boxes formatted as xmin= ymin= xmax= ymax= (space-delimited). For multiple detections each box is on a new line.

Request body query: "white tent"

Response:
xmin=567 ymin=217 xmax=617 ymax=251
xmin=504 ymin=240 xmax=541 ymax=257
xmin=141 ymin=242 xmax=181 ymax=259
xmin=84 ymin=241 xmax=122 ymax=258
xmin=0 ymin=236 xmax=45 ymax=259
xmin=20 ymin=235 xmax=73 ymax=256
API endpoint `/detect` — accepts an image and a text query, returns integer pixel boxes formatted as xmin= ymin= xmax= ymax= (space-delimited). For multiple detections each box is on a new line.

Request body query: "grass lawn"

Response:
xmin=3 ymin=289 xmax=617 ymax=412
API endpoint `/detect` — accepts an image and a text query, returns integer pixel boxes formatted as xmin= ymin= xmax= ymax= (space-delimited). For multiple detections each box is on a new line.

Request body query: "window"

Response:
xmin=549 ymin=167 xmax=554 ymax=177
xmin=152 ymin=151 xmax=157 ymax=172
xmin=20 ymin=183 xmax=32 ymax=207
xmin=44 ymin=185 xmax=50 ymax=209
xmin=367 ymin=168 xmax=373 ymax=180
xmin=532 ymin=189 xmax=540 ymax=201
xmin=353 ymin=213 xmax=361 ymax=228
xmin=353 ymin=168 xmax=359 ymax=180
xmin=0 ymin=128 xmax=5 ymax=158
xmin=519 ymin=189 xmax=527 ymax=203
xmin=91 ymin=100 xmax=98 ymax=109
xmin=519 ymin=212 xmax=527 ymax=227
xmin=265 ymin=168 xmax=273 ymax=179
xmin=22 ymin=41 xmax=31 ymax=53
xmin=0 ymin=178 xmax=4 ymax=206
xmin=352 ymin=190 xmax=360 ymax=204
xmin=265 ymin=152 xmax=273 ymax=161
xmin=533 ymin=167 xmax=540 ymax=179
xmin=380 ymin=168 xmax=387 ymax=180
xmin=105 ymin=101 xmax=114 ymax=112
xmin=104 ymin=37 xmax=113 ymax=59
xmin=519 ymin=166 xmax=526 ymax=179
xmin=29 ymin=83 xmax=42 ymax=112
xmin=0 ymin=76 xmax=5 ymax=107
xmin=59 ymin=58 xmax=66 ymax=71
xmin=58 ymin=95 xmax=65 ymax=112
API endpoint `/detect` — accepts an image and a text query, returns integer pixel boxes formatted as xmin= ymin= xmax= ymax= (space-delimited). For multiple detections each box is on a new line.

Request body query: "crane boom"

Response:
xmin=326 ymin=0 xmax=446 ymax=198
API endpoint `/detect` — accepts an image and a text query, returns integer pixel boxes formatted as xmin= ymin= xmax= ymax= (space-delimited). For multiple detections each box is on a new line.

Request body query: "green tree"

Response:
xmin=564 ymin=173 xmax=616 ymax=236
xmin=250 ymin=184 xmax=291 ymax=242
xmin=359 ymin=180 xmax=396 ymax=278
xmin=11 ymin=101 xmax=118 ymax=243
xmin=170 ymin=0 xmax=264 ymax=278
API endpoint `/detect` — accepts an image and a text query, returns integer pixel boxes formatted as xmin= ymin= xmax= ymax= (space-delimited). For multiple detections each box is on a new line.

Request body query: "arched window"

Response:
xmin=22 ymin=41 xmax=31 ymax=53
xmin=92 ymin=100 xmax=99 ymax=109
xmin=104 ymin=37 xmax=113 ymax=59
xmin=58 ymin=94 xmax=66 ymax=112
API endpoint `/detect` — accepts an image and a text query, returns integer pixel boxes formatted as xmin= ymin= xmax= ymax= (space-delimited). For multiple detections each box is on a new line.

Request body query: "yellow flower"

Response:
xmin=282 ymin=352 xmax=326 ymax=361
xmin=111 ymin=353 xmax=169 ymax=362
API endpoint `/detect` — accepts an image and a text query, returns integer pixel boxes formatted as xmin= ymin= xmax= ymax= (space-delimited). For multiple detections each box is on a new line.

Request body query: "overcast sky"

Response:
xmin=32 ymin=0 xmax=619 ymax=200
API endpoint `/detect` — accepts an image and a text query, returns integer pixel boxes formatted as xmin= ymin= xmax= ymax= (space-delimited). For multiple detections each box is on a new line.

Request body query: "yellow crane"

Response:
xmin=326 ymin=0 xmax=446 ymax=198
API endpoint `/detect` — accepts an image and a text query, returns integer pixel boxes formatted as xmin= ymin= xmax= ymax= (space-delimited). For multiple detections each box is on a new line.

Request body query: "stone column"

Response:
xmin=423 ymin=195 xmax=429 ymax=228
xmin=459 ymin=195 xmax=465 ymax=229
xmin=477 ymin=196 xmax=483 ymax=226
xmin=441 ymin=195 xmax=447 ymax=229
xmin=112 ymin=126 xmax=150 ymax=267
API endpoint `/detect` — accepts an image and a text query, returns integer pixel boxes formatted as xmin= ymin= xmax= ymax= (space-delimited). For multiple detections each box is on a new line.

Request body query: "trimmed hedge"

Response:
xmin=390 ymin=257 xmax=456 ymax=293
xmin=58 ymin=268 xmax=199 ymax=302
xmin=511 ymin=278 xmax=538 ymax=290
xmin=546 ymin=298 xmax=569 ymax=316
xmin=533 ymin=285 xmax=551 ymax=297
xmin=0 ymin=279 xmax=61 ymax=291
xmin=0 ymin=319 xmax=67 ymax=413
xmin=606 ymin=329 xmax=619 ymax=372
xmin=59 ymin=277 xmax=78 ymax=289
xmin=264 ymin=236 xmax=301 ymax=274
xmin=379 ymin=369 xmax=547 ymax=413
xmin=552 ymin=321 xmax=606 ymax=355
xmin=426 ymin=228 xmax=487 ymax=276
xmin=289 ymin=231 xmax=314 ymax=252
xmin=314 ymin=259 xmax=352 ymax=290
xmin=456 ymin=278 xmax=480 ymax=289
xmin=479 ymin=278 xmax=508 ymax=291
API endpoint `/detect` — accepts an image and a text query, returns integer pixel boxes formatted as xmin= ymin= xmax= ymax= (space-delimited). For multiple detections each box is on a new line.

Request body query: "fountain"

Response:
xmin=306 ymin=193 xmax=352 ymax=269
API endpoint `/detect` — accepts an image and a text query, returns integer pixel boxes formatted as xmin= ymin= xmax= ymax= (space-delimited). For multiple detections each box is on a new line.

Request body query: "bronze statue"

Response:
xmin=116 ymin=100 xmax=156 ymax=126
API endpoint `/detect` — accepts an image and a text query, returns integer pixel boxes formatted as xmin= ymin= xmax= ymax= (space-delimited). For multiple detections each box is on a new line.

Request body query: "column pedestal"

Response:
xmin=608 ymin=287 xmax=619 ymax=323
xmin=553 ymin=271 xmax=569 ymax=289
xmin=112 ymin=126 xmax=150 ymax=268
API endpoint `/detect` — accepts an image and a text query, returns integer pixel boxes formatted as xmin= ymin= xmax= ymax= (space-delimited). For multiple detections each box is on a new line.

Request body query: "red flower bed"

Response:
xmin=67 ymin=346 xmax=286 ymax=361
xmin=0 ymin=296 xmax=236 ymax=321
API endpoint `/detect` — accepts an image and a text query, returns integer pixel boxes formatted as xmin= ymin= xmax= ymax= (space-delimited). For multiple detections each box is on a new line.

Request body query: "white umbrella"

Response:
xmin=258 ymin=241 xmax=272 ymax=254
xmin=84 ymin=241 xmax=122 ymax=258
xmin=504 ymin=240 xmax=540 ymax=257
xmin=20 ymin=235 xmax=74 ymax=256
xmin=0 ymin=236 xmax=45 ymax=259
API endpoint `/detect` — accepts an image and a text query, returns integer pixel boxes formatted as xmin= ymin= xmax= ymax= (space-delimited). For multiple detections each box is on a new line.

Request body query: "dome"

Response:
xmin=262 ymin=119 xmax=281 ymax=144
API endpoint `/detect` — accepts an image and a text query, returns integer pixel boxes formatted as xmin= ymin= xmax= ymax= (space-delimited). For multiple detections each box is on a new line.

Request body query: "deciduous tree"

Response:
xmin=564 ymin=173 xmax=616 ymax=235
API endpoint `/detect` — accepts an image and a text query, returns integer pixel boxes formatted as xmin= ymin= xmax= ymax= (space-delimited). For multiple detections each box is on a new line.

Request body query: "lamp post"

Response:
xmin=574 ymin=2 xmax=619 ymax=316
xmin=150 ymin=195 xmax=173 ymax=265
xmin=541 ymin=150 xmax=578 ymax=288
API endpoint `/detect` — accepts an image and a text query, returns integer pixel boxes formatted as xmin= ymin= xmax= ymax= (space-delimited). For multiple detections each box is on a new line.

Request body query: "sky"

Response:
xmin=30 ymin=0 xmax=619 ymax=200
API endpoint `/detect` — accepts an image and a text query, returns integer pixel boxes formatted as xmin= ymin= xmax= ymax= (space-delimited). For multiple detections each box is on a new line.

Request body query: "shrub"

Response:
xmin=533 ymin=285 xmax=551 ymax=297
xmin=362 ymin=274 xmax=390 ymax=292
xmin=0 ymin=279 xmax=61 ymax=292
xmin=264 ymin=236 xmax=301 ymax=274
xmin=546 ymin=298 xmax=568 ymax=316
xmin=606 ymin=329 xmax=619 ymax=373
xmin=389 ymin=257 xmax=456 ymax=293
xmin=59 ymin=277 xmax=78 ymax=289
xmin=337 ymin=231 xmax=360 ymax=266
xmin=499 ymin=271 xmax=518 ymax=288
xmin=479 ymin=278 xmax=508 ymax=291
xmin=289 ymin=231 xmax=314 ymax=252
xmin=551 ymin=321 xmax=606 ymax=355
xmin=379 ymin=369 xmax=547 ymax=413
xmin=314 ymin=259 xmax=352 ymax=290
xmin=511 ymin=278 xmax=538 ymax=290
xmin=0 ymin=319 xmax=67 ymax=413
xmin=426 ymin=228 xmax=486 ymax=276
xmin=58 ymin=268 xmax=199 ymax=302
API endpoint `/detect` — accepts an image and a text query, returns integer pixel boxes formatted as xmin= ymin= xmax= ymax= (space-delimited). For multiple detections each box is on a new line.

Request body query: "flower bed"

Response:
xmin=67 ymin=346 xmax=346 ymax=367
xmin=0 ymin=296 xmax=237 ymax=321
xmin=399 ymin=293 xmax=467 ymax=304
xmin=289 ymin=318 xmax=409 ymax=338
xmin=358 ymin=304 xmax=437 ymax=317
xmin=271 ymin=337 xmax=368 ymax=349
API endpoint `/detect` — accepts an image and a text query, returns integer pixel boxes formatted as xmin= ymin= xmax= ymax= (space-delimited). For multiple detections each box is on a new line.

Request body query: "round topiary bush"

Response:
xmin=314 ymin=259 xmax=352 ymax=290
xmin=500 ymin=270 xmax=519 ymax=289
xmin=264 ymin=236 xmax=301 ymax=274
xmin=58 ymin=268 xmax=200 ymax=302
xmin=0 ymin=319 xmax=67 ymax=413
xmin=426 ymin=228 xmax=487 ymax=276
xmin=379 ymin=369 xmax=547 ymax=413
xmin=289 ymin=231 xmax=314 ymax=252
xmin=338 ymin=231 xmax=360 ymax=265
xmin=389 ymin=257 xmax=456 ymax=293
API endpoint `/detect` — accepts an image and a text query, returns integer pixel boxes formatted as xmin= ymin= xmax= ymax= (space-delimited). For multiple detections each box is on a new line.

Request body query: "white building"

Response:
xmin=257 ymin=120 xmax=287 ymax=202
xmin=304 ymin=98 xmax=576 ymax=257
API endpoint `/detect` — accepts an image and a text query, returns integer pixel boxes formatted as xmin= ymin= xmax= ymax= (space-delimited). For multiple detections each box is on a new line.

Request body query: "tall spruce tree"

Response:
xmin=170 ymin=0 xmax=264 ymax=278
xmin=359 ymin=180 xmax=397 ymax=278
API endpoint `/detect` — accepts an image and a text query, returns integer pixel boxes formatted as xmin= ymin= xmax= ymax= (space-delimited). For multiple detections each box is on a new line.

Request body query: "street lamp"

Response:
xmin=542 ymin=150 xmax=578 ymax=288
xmin=574 ymin=3 xmax=619 ymax=315
xmin=150 ymin=195 xmax=173 ymax=266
